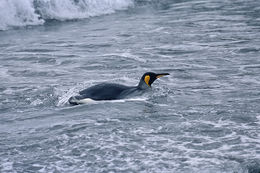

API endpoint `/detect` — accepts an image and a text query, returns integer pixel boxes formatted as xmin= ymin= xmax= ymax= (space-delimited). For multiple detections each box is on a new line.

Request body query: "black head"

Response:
xmin=138 ymin=72 xmax=170 ymax=88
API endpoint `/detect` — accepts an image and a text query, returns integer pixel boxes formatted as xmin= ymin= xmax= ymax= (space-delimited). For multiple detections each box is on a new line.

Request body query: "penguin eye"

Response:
xmin=144 ymin=75 xmax=150 ymax=86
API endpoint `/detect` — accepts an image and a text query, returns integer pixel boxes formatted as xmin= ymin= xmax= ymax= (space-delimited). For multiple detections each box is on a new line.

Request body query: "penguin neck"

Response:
xmin=137 ymin=80 xmax=151 ymax=90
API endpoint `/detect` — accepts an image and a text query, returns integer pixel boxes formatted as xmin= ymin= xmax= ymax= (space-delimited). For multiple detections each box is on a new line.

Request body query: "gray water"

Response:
xmin=1 ymin=0 xmax=260 ymax=172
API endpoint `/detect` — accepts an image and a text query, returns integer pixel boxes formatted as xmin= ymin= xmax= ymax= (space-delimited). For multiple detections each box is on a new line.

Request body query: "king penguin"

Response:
xmin=68 ymin=72 xmax=169 ymax=105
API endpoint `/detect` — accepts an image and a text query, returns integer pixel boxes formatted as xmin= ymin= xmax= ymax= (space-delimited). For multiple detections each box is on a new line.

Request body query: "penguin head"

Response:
xmin=138 ymin=72 xmax=169 ymax=88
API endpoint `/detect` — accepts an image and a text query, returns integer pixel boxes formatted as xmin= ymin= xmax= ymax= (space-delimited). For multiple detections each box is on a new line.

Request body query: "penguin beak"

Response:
xmin=156 ymin=73 xmax=170 ymax=79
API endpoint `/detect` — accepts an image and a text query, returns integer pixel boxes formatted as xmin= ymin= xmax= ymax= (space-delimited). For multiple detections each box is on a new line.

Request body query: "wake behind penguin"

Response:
xmin=68 ymin=72 xmax=169 ymax=105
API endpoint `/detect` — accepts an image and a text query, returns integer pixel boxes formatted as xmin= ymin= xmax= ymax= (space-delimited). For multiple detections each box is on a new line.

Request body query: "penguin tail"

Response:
xmin=68 ymin=96 xmax=82 ymax=105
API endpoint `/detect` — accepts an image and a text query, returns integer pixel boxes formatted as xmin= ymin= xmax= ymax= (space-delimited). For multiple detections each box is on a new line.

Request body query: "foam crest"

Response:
xmin=0 ymin=0 xmax=133 ymax=30
xmin=0 ymin=0 xmax=44 ymax=30
xmin=35 ymin=0 xmax=133 ymax=20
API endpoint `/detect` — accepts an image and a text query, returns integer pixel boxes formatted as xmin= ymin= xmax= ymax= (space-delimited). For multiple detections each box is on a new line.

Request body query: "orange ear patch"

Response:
xmin=144 ymin=75 xmax=150 ymax=86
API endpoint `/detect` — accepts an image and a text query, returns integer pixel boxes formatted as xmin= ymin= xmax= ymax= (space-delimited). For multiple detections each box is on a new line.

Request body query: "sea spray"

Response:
xmin=0 ymin=0 xmax=133 ymax=30
xmin=0 ymin=0 xmax=44 ymax=30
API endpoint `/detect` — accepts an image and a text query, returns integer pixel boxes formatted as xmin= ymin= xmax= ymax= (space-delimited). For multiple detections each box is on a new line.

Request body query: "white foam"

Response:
xmin=37 ymin=0 xmax=133 ymax=20
xmin=1 ymin=160 xmax=14 ymax=172
xmin=0 ymin=0 xmax=133 ymax=30
xmin=0 ymin=0 xmax=44 ymax=30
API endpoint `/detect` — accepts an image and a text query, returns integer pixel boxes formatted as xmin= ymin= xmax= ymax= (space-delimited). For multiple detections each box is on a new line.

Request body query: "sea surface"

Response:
xmin=0 ymin=0 xmax=260 ymax=172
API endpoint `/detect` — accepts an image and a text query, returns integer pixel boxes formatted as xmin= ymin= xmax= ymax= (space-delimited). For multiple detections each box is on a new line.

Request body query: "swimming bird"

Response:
xmin=68 ymin=72 xmax=169 ymax=105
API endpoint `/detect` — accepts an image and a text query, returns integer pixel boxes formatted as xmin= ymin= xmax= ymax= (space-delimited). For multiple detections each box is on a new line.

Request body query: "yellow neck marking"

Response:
xmin=144 ymin=75 xmax=150 ymax=86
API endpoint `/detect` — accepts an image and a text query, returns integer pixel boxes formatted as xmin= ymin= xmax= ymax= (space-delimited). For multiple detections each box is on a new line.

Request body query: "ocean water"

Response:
xmin=0 ymin=0 xmax=260 ymax=172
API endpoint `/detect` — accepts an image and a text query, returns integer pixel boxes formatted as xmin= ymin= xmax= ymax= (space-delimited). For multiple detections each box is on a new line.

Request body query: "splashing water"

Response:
xmin=0 ymin=0 xmax=133 ymax=30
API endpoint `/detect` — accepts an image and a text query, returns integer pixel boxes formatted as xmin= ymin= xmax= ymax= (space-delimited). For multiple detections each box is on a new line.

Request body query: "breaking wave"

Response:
xmin=0 ymin=0 xmax=134 ymax=30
